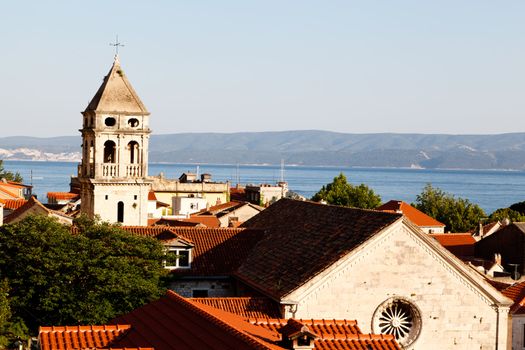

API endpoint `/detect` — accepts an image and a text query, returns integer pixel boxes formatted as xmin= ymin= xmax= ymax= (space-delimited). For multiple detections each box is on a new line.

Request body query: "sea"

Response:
xmin=3 ymin=160 xmax=525 ymax=214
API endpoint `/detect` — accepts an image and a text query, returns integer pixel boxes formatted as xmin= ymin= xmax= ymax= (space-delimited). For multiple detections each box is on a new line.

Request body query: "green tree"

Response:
xmin=0 ymin=160 xmax=22 ymax=183
xmin=0 ymin=215 xmax=167 ymax=331
xmin=488 ymin=208 xmax=525 ymax=223
xmin=312 ymin=173 xmax=381 ymax=209
xmin=509 ymin=201 xmax=525 ymax=215
xmin=413 ymin=184 xmax=486 ymax=232
xmin=0 ymin=280 xmax=29 ymax=349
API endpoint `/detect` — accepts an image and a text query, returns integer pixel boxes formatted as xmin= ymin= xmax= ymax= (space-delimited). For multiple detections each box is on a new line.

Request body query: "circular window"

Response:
xmin=105 ymin=117 xmax=116 ymax=127
xmin=372 ymin=297 xmax=421 ymax=347
xmin=128 ymin=118 xmax=139 ymax=127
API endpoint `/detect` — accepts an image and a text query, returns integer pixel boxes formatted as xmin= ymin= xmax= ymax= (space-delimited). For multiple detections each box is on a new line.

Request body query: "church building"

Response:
xmin=78 ymin=56 xmax=151 ymax=226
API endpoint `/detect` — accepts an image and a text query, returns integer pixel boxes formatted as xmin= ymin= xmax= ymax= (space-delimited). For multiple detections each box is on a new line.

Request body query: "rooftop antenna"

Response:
xmin=279 ymin=159 xmax=285 ymax=183
xmin=236 ymin=164 xmax=240 ymax=187
xmin=109 ymin=35 xmax=125 ymax=56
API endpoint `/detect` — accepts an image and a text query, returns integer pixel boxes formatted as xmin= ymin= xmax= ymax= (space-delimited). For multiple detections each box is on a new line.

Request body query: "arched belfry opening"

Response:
xmin=117 ymin=201 xmax=124 ymax=223
xmin=104 ymin=140 xmax=116 ymax=163
xmin=128 ymin=141 xmax=140 ymax=164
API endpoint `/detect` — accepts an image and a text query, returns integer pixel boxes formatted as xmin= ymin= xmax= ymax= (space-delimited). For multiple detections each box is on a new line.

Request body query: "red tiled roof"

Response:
xmin=194 ymin=201 xmax=241 ymax=215
xmin=0 ymin=185 xmax=20 ymax=199
xmin=4 ymin=196 xmax=73 ymax=224
xmin=249 ymin=319 xmax=361 ymax=336
xmin=120 ymin=226 xmax=264 ymax=276
xmin=377 ymin=200 xmax=445 ymax=228
xmin=147 ymin=191 xmax=157 ymax=201
xmin=0 ymin=198 xmax=27 ymax=210
xmin=190 ymin=297 xmax=281 ymax=318
xmin=181 ymin=216 xmax=221 ymax=227
xmin=502 ymin=281 xmax=525 ymax=314
xmin=238 ymin=199 xmax=402 ymax=299
xmin=230 ymin=187 xmax=247 ymax=201
xmin=111 ymin=290 xmax=282 ymax=350
xmin=42 ymin=291 xmax=399 ymax=350
xmin=154 ymin=218 xmax=200 ymax=227
xmin=429 ymin=233 xmax=476 ymax=257
xmin=248 ymin=319 xmax=399 ymax=350
xmin=170 ymin=227 xmax=264 ymax=276
xmin=47 ymin=192 xmax=80 ymax=201
xmin=39 ymin=325 xmax=131 ymax=350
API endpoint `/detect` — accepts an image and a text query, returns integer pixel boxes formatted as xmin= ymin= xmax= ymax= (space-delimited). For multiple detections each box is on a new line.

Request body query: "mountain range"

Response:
xmin=1 ymin=131 xmax=525 ymax=170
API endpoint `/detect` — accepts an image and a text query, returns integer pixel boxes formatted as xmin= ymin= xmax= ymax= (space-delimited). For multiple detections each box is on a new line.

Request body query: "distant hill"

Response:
xmin=1 ymin=131 xmax=525 ymax=170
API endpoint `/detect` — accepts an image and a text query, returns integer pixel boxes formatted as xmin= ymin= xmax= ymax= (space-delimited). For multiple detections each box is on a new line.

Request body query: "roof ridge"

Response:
xmin=165 ymin=291 xmax=275 ymax=350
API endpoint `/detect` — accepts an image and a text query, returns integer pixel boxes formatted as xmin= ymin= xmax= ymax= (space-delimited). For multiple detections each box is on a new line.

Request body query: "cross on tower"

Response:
xmin=109 ymin=35 xmax=125 ymax=55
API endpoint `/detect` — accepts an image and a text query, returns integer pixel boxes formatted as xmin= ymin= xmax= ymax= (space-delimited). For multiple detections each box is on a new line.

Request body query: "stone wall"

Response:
xmin=170 ymin=278 xmax=235 ymax=298
xmin=285 ymin=224 xmax=510 ymax=349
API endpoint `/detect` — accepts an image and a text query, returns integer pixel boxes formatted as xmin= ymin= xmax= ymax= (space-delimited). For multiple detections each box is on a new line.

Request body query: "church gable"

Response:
xmin=285 ymin=219 xmax=511 ymax=349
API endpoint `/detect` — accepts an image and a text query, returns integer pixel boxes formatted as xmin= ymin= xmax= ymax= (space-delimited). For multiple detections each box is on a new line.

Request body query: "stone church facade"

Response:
xmin=78 ymin=56 xmax=151 ymax=226
xmin=238 ymin=199 xmax=513 ymax=349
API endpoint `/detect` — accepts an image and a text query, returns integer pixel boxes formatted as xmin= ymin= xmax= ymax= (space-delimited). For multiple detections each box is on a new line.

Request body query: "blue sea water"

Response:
xmin=3 ymin=160 xmax=525 ymax=214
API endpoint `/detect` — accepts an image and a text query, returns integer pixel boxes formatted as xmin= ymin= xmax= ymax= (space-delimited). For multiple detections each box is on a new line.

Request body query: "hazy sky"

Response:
xmin=1 ymin=1 xmax=524 ymax=137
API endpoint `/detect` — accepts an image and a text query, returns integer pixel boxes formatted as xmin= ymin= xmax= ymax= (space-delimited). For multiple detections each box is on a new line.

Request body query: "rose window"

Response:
xmin=372 ymin=298 xmax=421 ymax=347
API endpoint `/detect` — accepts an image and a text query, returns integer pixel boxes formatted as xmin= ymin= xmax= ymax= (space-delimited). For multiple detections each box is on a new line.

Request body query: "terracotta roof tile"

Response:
xmin=0 ymin=198 xmax=27 ymax=210
xmin=238 ymin=199 xmax=402 ymax=299
xmin=190 ymin=297 xmax=281 ymax=318
xmin=377 ymin=200 xmax=445 ymax=228
xmin=42 ymin=291 xmax=399 ymax=350
xmin=429 ymin=233 xmax=476 ymax=257
xmin=147 ymin=192 xmax=157 ymax=201
xmin=249 ymin=319 xmax=361 ymax=336
xmin=47 ymin=192 xmax=80 ymax=201
xmin=110 ymin=290 xmax=281 ymax=350
xmin=0 ymin=185 xmax=20 ymax=198
xmin=502 ymin=281 xmax=525 ymax=314
xmin=4 ymin=196 xmax=73 ymax=224
xmin=39 ymin=325 xmax=131 ymax=350
xmin=120 ymin=226 xmax=264 ymax=275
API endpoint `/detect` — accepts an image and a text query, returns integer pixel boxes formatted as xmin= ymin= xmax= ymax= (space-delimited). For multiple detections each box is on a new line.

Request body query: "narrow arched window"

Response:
xmin=104 ymin=140 xmax=116 ymax=163
xmin=128 ymin=141 xmax=139 ymax=164
xmin=117 ymin=201 xmax=124 ymax=223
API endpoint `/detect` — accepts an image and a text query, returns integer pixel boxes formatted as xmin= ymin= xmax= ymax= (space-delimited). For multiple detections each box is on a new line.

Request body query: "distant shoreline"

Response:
xmin=4 ymin=159 xmax=524 ymax=173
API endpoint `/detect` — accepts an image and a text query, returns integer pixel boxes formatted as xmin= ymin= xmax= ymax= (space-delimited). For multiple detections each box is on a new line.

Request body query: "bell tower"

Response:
xmin=78 ymin=55 xmax=151 ymax=226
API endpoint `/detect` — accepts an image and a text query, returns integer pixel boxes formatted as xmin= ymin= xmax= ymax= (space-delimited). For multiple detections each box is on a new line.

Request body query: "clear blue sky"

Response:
xmin=1 ymin=1 xmax=524 ymax=137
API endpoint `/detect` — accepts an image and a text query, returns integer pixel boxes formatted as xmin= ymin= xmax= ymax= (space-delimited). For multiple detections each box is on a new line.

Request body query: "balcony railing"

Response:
xmin=126 ymin=164 xmax=142 ymax=178
xmin=102 ymin=164 xmax=119 ymax=177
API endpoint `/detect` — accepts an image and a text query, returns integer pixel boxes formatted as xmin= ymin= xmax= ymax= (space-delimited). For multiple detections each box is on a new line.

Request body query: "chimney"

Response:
xmin=494 ymin=253 xmax=502 ymax=266
xmin=478 ymin=223 xmax=484 ymax=237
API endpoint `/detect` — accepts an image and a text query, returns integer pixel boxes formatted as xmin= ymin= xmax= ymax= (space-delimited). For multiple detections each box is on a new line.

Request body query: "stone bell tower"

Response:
xmin=78 ymin=55 xmax=151 ymax=226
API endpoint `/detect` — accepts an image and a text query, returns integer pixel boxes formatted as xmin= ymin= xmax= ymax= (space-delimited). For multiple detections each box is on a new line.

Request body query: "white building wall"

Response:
xmin=285 ymin=225 xmax=509 ymax=350
xmin=512 ymin=315 xmax=525 ymax=350
xmin=92 ymin=183 xmax=150 ymax=226
xmin=172 ymin=196 xmax=207 ymax=216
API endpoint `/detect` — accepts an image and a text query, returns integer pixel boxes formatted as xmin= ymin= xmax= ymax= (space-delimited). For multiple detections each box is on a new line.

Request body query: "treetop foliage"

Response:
xmin=0 ymin=215 xmax=167 ymax=333
xmin=311 ymin=173 xmax=381 ymax=209
xmin=413 ymin=184 xmax=486 ymax=232
xmin=0 ymin=160 xmax=23 ymax=183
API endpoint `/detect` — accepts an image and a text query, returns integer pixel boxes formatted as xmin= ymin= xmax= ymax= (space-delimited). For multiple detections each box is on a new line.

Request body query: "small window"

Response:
xmin=134 ymin=195 xmax=138 ymax=200
xmin=164 ymin=248 xmax=191 ymax=269
xmin=105 ymin=117 xmax=116 ymax=127
xmin=128 ymin=118 xmax=139 ymax=127
xmin=192 ymin=290 xmax=208 ymax=298
xmin=297 ymin=336 xmax=311 ymax=346
xmin=105 ymin=195 xmax=108 ymax=200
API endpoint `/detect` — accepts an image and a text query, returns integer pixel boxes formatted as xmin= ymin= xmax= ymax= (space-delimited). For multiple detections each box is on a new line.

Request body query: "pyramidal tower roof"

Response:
xmin=84 ymin=55 xmax=149 ymax=115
